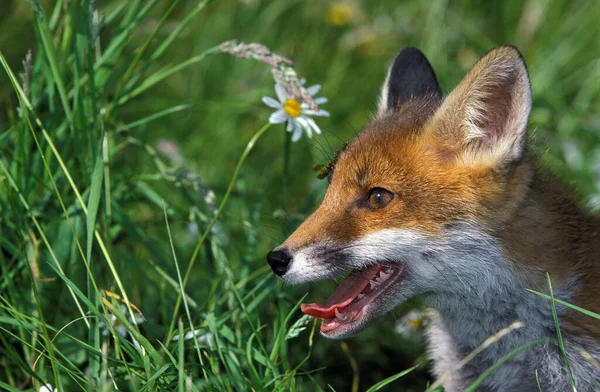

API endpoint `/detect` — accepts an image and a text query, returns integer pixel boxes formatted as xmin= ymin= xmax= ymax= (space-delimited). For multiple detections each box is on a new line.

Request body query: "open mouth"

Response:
xmin=300 ymin=264 xmax=405 ymax=334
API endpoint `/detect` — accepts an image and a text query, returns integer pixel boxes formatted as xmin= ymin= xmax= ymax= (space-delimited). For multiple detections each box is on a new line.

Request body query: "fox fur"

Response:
xmin=268 ymin=46 xmax=600 ymax=391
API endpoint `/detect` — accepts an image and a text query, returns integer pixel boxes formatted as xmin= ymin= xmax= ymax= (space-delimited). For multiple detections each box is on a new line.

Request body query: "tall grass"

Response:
xmin=1 ymin=0 xmax=600 ymax=391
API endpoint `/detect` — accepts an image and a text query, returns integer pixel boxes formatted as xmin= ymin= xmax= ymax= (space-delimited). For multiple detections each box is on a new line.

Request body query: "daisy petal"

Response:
xmin=299 ymin=78 xmax=307 ymax=86
xmin=306 ymin=84 xmax=321 ymax=96
xmin=314 ymin=97 xmax=328 ymax=105
xmin=297 ymin=117 xmax=312 ymax=138
xmin=269 ymin=109 xmax=288 ymax=124
xmin=262 ymin=96 xmax=282 ymax=109
xmin=275 ymin=83 xmax=288 ymax=102
xmin=286 ymin=119 xmax=294 ymax=131
xmin=314 ymin=109 xmax=330 ymax=117
xmin=306 ymin=117 xmax=322 ymax=135
xmin=292 ymin=123 xmax=303 ymax=142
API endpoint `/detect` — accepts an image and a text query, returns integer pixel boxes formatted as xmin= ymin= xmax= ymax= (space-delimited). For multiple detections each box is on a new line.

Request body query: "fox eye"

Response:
xmin=367 ymin=188 xmax=394 ymax=209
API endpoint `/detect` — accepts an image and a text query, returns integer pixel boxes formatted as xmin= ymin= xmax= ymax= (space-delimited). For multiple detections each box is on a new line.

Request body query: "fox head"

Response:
xmin=267 ymin=46 xmax=533 ymax=338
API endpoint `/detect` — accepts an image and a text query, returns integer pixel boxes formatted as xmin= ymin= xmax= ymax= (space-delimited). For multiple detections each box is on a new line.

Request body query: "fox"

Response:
xmin=266 ymin=46 xmax=600 ymax=391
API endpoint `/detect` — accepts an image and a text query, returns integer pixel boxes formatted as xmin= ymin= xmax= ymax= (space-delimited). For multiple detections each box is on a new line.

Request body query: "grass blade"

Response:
xmin=365 ymin=365 xmax=418 ymax=392
xmin=162 ymin=201 xmax=209 ymax=379
xmin=32 ymin=6 xmax=74 ymax=130
xmin=546 ymin=273 xmax=577 ymax=390
xmin=86 ymin=131 xmax=105 ymax=382
xmin=166 ymin=122 xmax=271 ymax=345
xmin=465 ymin=339 xmax=553 ymax=392
xmin=117 ymin=46 xmax=221 ymax=106
xmin=116 ymin=104 xmax=193 ymax=133
xmin=528 ymin=289 xmax=600 ymax=320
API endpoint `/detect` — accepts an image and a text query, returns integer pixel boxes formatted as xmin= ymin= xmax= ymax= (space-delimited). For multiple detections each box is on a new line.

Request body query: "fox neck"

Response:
xmin=428 ymin=166 xmax=600 ymax=354
xmin=423 ymin=223 xmax=569 ymax=391
xmin=497 ymin=167 xmax=600 ymax=339
xmin=424 ymin=226 xmax=569 ymax=358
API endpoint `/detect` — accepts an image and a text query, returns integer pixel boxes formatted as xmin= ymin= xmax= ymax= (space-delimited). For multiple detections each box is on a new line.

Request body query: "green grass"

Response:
xmin=1 ymin=0 xmax=600 ymax=391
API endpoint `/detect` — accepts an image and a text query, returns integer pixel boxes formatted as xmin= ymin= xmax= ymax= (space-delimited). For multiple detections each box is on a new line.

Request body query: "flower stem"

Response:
xmin=165 ymin=122 xmax=272 ymax=346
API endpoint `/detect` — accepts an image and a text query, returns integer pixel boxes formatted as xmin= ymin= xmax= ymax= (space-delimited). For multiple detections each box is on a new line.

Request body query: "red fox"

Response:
xmin=267 ymin=46 xmax=600 ymax=391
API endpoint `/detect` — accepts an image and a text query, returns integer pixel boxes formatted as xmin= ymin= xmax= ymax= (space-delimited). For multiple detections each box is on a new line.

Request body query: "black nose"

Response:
xmin=267 ymin=248 xmax=292 ymax=276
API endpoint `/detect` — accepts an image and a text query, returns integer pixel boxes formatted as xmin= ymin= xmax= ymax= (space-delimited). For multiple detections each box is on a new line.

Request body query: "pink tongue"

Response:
xmin=300 ymin=265 xmax=383 ymax=319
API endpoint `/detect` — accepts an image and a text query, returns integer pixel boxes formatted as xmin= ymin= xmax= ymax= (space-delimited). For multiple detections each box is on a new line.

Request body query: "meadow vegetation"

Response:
xmin=1 ymin=0 xmax=600 ymax=390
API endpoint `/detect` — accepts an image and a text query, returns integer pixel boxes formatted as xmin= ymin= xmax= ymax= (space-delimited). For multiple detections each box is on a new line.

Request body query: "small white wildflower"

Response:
xmin=394 ymin=309 xmax=425 ymax=338
xmin=262 ymin=79 xmax=329 ymax=142
xmin=204 ymin=189 xmax=216 ymax=210
xmin=39 ymin=384 xmax=57 ymax=392
xmin=187 ymin=221 xmax=199 ymax=236
xmin=99 ymin=304 xmax=144 ymax=338
xmin=156 ymin=138 xmax=184 ymax=166
xmin=172 ymin=329 xmax=214 ymax=349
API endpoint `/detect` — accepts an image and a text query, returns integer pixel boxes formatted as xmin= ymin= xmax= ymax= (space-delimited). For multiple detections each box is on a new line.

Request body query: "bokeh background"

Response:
xmin=1 ymin=0 xmax=600 ymax=390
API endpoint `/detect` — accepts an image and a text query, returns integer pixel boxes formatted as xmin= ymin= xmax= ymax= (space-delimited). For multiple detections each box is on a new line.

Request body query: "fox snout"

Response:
xmin=266 ymin=248 xmax=292 ymax=276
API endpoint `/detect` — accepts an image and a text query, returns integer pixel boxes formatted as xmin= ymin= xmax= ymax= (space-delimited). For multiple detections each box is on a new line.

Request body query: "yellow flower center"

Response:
xmin=410 ymin=317 xmax=422 ymax=330
xmin=327 ymin=3 xmax=353 ymax=26
xmin=284 ymin=98 xmax=302 ymax=118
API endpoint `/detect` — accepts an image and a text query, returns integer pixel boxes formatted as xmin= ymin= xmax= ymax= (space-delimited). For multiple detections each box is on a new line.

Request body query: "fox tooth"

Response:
xmin=357 ymin=294 xmax=365 ymax=299
xmin=335 ymin=308 xmax=347 ymax=321
xmin=370 ymin=281 xmax=379 ymax=289
xmin=379 ymin=272 xmax=391 ymax=281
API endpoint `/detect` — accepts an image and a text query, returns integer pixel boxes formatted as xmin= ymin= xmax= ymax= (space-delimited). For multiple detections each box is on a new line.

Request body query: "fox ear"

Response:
xmin=429 ymin=45 xmax=532 ymax=167
xmin=377 ymin=48 xmax=442 ymax=117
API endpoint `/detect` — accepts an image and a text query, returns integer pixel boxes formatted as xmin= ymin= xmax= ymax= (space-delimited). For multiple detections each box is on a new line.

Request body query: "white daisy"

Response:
xmin=99 ymin=304 xmax=144 ymax=338
xmin=172 ymin=329 xmax=213 ymax=350
xmin=262 ymin=79 xmax=330 ymax=142
xmin=39 ymin=384 xmax=57 ymax=392
xmin=394 ymin=309 xmax=425 ymax=338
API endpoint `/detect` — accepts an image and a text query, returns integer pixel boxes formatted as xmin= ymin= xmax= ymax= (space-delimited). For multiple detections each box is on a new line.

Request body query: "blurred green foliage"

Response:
xmin=1 ymin=0 xmax=599 ymax=391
